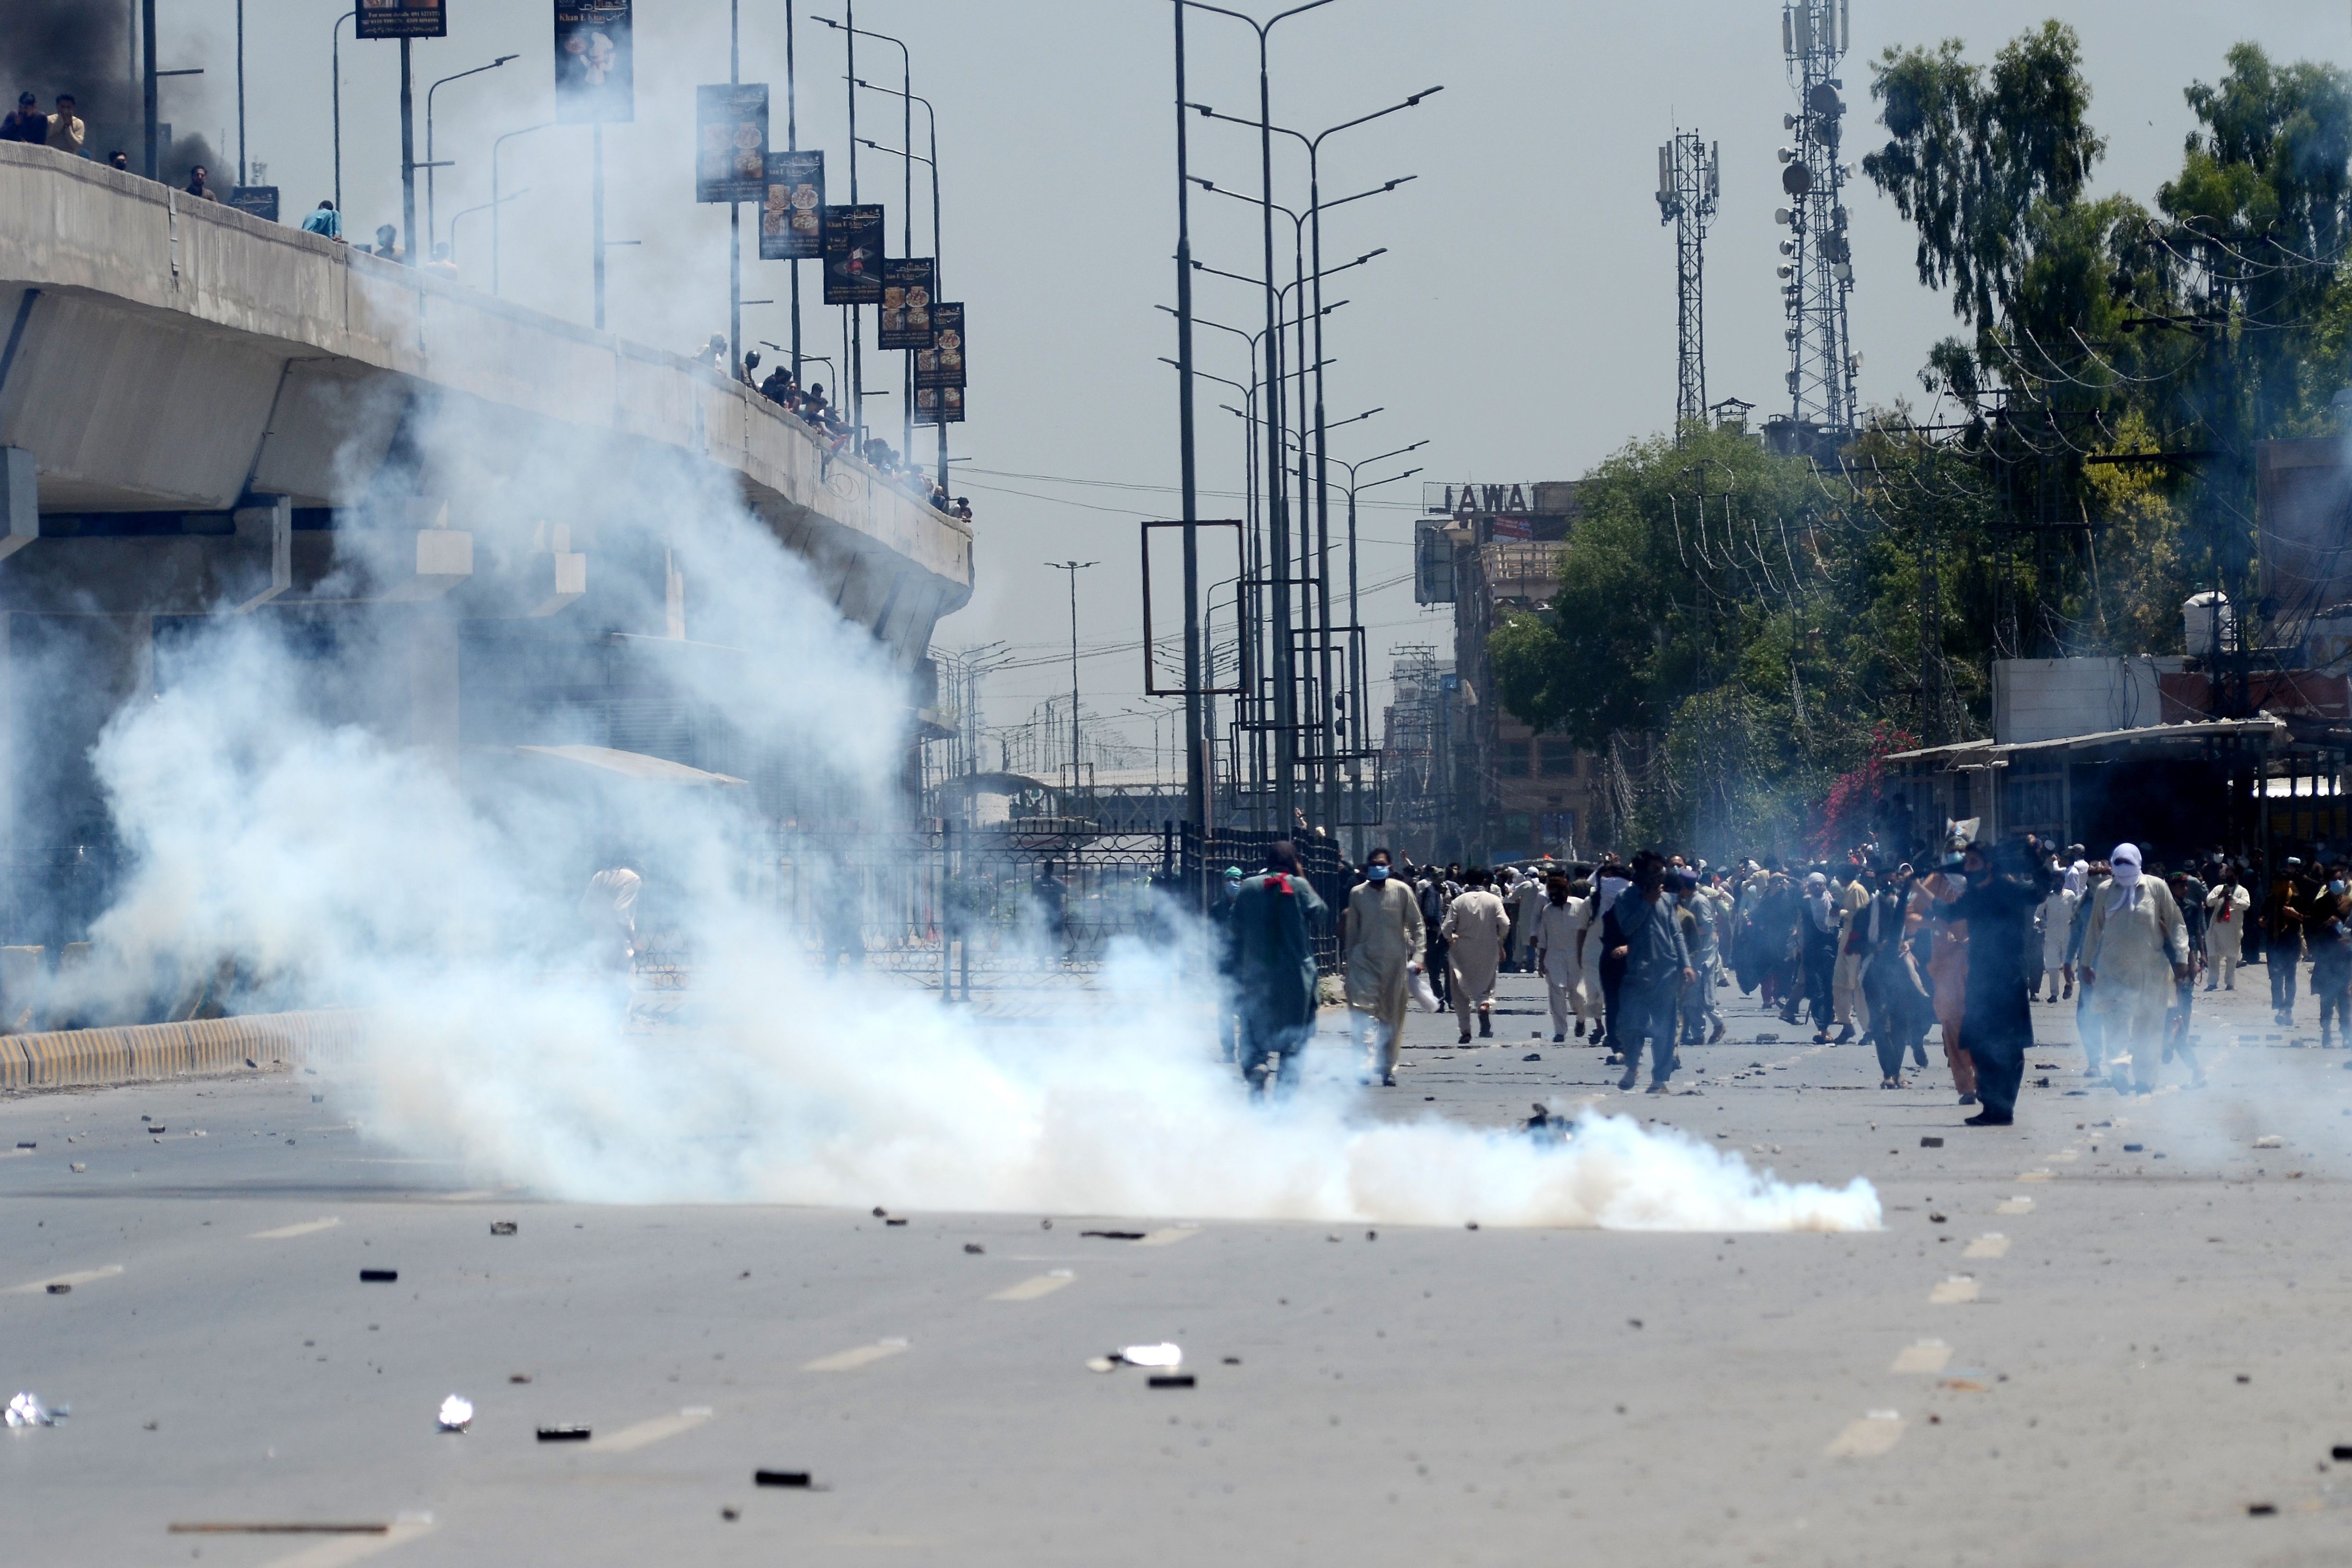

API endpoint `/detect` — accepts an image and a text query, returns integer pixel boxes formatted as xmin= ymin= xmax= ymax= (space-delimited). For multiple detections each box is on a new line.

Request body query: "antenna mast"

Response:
xmin=1656 ymin=129 xmax=1719 ymax=441
xmin=1775 ymin=0 xmax=1857 ymax=444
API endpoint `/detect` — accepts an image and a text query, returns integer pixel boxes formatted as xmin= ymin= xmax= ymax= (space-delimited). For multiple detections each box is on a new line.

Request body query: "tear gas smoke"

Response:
xmin=0 ymin=0 xmax=219 ymax=183
xmin=46 ymin=397 xmax=1878 ymax=1235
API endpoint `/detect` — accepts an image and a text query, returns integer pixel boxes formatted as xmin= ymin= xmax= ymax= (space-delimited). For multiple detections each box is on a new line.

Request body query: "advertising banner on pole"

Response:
xmin=820 ymin=204 xmax=883 ymax=304
xmin=356 ymin=0 xmax=446 ymax=41
xmin=695 ymin=84 xmax=769 ymax=204
xmin=877 ymin=257 xmax=935 ymax=350
xmin=914 ymin=301 xmax=964 ymax=423
xmin=758 ymin=149 xmax=823 ymax=261
xmin=553 ymin=0 xmax=633 ymax=122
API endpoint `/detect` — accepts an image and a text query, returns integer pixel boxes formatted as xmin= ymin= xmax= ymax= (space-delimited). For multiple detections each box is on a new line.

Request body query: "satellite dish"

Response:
xmin=1782 ymin=161 xmax=1815 ymax=197
xmin=1808 ymin=82 xmax=1845 ymax=118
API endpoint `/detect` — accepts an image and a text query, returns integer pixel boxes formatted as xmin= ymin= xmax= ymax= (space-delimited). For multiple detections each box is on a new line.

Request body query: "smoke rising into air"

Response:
xmin=38 ymin=387 xmax=1878 ymax=1235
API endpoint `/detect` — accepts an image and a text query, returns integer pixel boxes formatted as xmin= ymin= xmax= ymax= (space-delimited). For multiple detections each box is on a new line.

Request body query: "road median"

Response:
xmin=0 ymin=1010 xmax=368 ymax=1091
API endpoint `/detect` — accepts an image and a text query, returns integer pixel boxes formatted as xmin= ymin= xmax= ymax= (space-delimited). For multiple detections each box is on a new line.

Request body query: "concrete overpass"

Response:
xmin=0 ymin=141 xmax=975 ymax=942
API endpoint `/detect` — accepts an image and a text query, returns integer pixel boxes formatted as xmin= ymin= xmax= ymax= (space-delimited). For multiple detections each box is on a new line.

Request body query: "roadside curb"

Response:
xmin=0 ymin=1010 xmax=368 ymax=1092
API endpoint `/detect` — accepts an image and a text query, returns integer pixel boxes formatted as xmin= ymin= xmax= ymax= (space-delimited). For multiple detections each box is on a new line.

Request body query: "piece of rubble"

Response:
xmin=489 ymin=1221 xmax=517 ymax=1237
xmin=5 ymin=1392 xmax=61 ymax=1428
xmin=45 ymin=1282 xmax=69 ymax=1295
xmin=2254 ymin=1135 xmax=2283 ymax=1149
xmin=1117 ymin=1344 xmax=1183 ymax=1369
xmin=536 ymin=1425 xmax=591 ymax=1442
xmin=963 ymin=1243 xmax=984 ymax=1255
xmin=359 ymin=1269 xmax=398 ymax=1284
xmin=1921 ymin=1136 xmax=1944 ymax=1148
xmin=885 ymin=1217 xmax=908 ymax=1226
xmin=1079 ymin=1230 xmax=1145 ymax=1240
xmin=1148 ymin=1374 xmax=1196 ymax=1389
xmin=754 ymin=1470 xmax=812 ymax=1488
xmin=437 ymin=1396 xmax=473 ymax=1433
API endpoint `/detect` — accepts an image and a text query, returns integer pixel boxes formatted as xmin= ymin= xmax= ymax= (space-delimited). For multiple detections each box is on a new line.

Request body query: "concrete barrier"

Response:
xmin=0 ymin=1009 xmax=368 ymax=1091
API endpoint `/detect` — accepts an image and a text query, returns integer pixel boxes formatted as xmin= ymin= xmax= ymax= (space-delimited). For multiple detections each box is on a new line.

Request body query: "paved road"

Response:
xmin=6 ymin=963 xmax=2351 ymax=1566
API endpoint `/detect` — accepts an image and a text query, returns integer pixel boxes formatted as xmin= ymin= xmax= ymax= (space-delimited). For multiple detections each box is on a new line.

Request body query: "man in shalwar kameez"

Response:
xmin=1442 ymin=868 xmax=1512 ymax=1043
xmin=2079 ymin=842 xmax=2193 ymax=1093
xmin=1344 ymin=848 xmax=1425 ymax=1087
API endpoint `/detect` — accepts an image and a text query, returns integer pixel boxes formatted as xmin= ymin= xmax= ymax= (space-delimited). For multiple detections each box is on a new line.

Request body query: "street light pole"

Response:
xmin=141 ymin=0 xmax=157 ymax=179
xmin=235 ymin=0 xmax=245 ymax=187
xmin=857 ymin=78 xmax=944 ymax=484
xmin=492 ymin=122 xmax=554 ymax=296
xmin=1048 ymin=561 xmax=1099 ymax=787
xmin=730 ymin=0 xmax=741 ymax=378
xmin=426 ymin=55 xmax=518 ymax=255
xmin=1333 ymin=446 xmax=1426 ymax=852
xmin=1172 ymin=0 xmax=1208 ymax=861
xmin=786 ymin=0 xmax=800 ymax=379
xmin=1182 ymin=0 xmax=1336 ymax=835
xmin=825 ymin=18 xmax=912 ymax=461
xmin=399 ymin=40 xmax=416 ymax=264
xmin=331 ymin=10 xmax=354 ymax=219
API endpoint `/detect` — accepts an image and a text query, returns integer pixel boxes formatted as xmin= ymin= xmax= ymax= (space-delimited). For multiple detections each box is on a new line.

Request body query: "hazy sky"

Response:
xmin=127 ymin=0 xmax=2352 ymax=764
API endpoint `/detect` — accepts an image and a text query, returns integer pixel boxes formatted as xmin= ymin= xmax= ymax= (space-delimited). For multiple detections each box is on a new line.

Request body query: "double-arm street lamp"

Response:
xmin=1329 ymin=441 xmax=1427 ymax=848
xmin=855 ymin=74 xmax=946 ymax=485
xmin=490 ymin=121 xmax=556 ymax=297
xmin=424 ymin=54 xmax=517 ymax=257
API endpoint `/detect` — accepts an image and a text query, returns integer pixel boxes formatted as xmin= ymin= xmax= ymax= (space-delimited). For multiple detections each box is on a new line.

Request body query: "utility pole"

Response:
xmin=1656 ymin=129 xmax=1719 ymax=439
xmin=399 ymin=39 xmax=416 ymax=265
xmin=730 ymin=0 xmax=742 ymax=378
xmin=141 ymin=0 xmax=157 ymax=179
xmin=1172 ymin=0 xmax=1210 ymax=870
xmin=786 ymin=0 xmax=800 ymax=379
xmin=1048 ymin=561 xmax=1098 ymax=787
xmin=1776 ymin=0 xmax=1856 ymax=437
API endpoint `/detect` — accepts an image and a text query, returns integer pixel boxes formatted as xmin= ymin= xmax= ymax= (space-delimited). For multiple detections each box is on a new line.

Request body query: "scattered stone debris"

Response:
xmin=1921 ymin=1137 xmax=1944 ymax=1149
xmin=437 ymin=1396 xmax=473 ymax=1433
xmin=1522 ymin=1053 xmax=1542 ymax=1062
xmin=2254 ymin=1135 xmax=2283 ymax=1150
xmin=871 ymin=1207 xmax=887 ymax=1218
xmin=754 ymin=1470 xmax=812 ymax=1488
xmin=536 ymin=1425 xmax=591 ymax=1442
xmin=68 ymin=1163 xmax=85 ymax=1174
xmin=2248 ymin=1502 xmax=2278 ymax=1517
xmin=508 ymin=1374 xmax=532 ymax=1384
xmin=885 ymin=1218 xmax=909 ymax=1227
xmin=1040 ymin=1218 xmax=1053 ymax=1230
xmin=2122 ymin=1143 xmax=2144 ymax=1153
xmin=1928 ymin=1213 xmax=1948 ymax=1224
xmin=1222 ymin=1357 xmax=1242 ymax=1366
xmin=1116 ymin=1344 xmax=1183 ymax=1369
xmin=1465 ymin=1221 xmax=1480 ymax=1231
xmin=45 ymin=1282 xmax=70 ymax=1295
xmin=963 ymin=1243 xmax=985 ymax=1255
xmin=1085 ymin=1357 xmax=1116 ymax=1373
xmin=1148 ymin=1374 xmax=1196 ymax=1389
xmin=359 ymin=1269 xmax=398 ymax=1284
xmin=1080 ymin=1230 xmax=1146 ymax=1241
xmin=721 ymin=1507 xmax=739 ymax=1521
xmin=489 ymin=1221 xmax=517 ymax=1237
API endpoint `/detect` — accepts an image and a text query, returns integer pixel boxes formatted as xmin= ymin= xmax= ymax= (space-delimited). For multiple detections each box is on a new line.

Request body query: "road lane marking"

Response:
xmin=990 ymin=1271 xmax=1075 ymax=1302
xmin=2047 ymin=1149 xmax=2080 ymax=1163
xmin=1929 ymin=1275 xmax=1979 ymax=1305
xmin=249 ymin=1218 xmax=343 ymax=1240
xmin=1963 ymin=1233 xmax=2010 ymax=1260
xmin=258 ymin=1522 xmax=431 ymax=1568
xmin=1891 ymin=1340 xmax=1952 ymax=1374
xmin=2017 ymin=1170 xmax=2053 ymax=1183
xmin=4 ymin=1264 xmax=122 ymax=1295
xmin=1825 ymin=1411 xmax=1905 ymax=1457
xmin=595 ymin=1407 xmax=712 ymax=1453
xmin=1136 ymin=1225 xmax=1201 ymax=1248
xmin=803 ymin=1338 xmax=910 ymax=1372
xmin=1995 ymin=1196 xmax=2034 ymax=1214
xmin=0 ymin=1148 xmax=32 ymax=1161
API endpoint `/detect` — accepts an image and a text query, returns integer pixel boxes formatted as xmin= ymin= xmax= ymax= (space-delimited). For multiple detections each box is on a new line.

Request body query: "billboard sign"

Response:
xmin=356 ymin=0 xmax=446 ymax=40
xmin=695 ymin=84 xmax=769 ymax=204
xmin=913 ymin=301 xmax=964 ymax=388
xmin=877 ymin=257 xmax=936 ymax=350
xmin=915 ymin=385 xmax=965 ymax=424
xmin=554 ymin=0 xmax=633 ymax=123
xmin=758 ymin=149 xmax=823 ymax=260
xmin=821 ymin=204 xmax=883 ymax=304
xmin=226 ymin=185 xmax=280 ymax=223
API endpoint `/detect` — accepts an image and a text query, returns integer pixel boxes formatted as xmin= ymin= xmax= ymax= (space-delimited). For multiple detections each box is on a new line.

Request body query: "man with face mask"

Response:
xmin=2205 ymin=870 xmax=2250 ymax=991
xmin=2308 ymin=870 xmax=2352 ymax=1049
xmin=2079 ymin=843 xmax=2191 ymax=1094
xmin=1343 ymin=849 xmax=1425 ymax=1087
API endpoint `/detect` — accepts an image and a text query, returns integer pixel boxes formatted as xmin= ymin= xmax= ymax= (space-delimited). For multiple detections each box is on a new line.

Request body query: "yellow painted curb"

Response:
xmin=0 ymin=1010 xmax=368 ymax=1091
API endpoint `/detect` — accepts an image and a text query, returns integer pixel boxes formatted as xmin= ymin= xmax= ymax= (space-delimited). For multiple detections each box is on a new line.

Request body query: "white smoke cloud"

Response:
xmin=49 ymin=404 xmax=1878 ymax=1235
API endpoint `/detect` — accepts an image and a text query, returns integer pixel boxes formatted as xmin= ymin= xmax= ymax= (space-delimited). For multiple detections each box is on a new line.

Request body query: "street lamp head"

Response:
xmin=1406 ymin=85 xmax=1444 ymax=106
xmin=492 ymin=54 xmax=518 ymax=66
xmin=1191 ymin=176 xmax=1215 ymax=191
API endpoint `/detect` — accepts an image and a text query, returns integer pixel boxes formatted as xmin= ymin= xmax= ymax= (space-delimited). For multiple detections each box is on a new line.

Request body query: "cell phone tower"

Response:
xmin=1655 ymin=130 xmax=1720 ymax=441
xmin=1774 ymin=0 xmax=1857 ymax=438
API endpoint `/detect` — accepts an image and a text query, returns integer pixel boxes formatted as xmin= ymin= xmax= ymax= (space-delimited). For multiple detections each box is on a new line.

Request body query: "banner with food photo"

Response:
xmin=821 ymin=204 xmax=884 ymax=305
xmin=877 ymin=257 xmax=936 ymax=350
xmin=758 ymin=149 xmax=823 ymax=261
xmin=914 ymin=301 xmax=965 ymax=388
xmin=695 ymin=84 xmax=769 ymax=204
xmin=915 ymin=384 xmax=966 ymax=425
xmin=553 ymin=0 xmax=633 ymax=123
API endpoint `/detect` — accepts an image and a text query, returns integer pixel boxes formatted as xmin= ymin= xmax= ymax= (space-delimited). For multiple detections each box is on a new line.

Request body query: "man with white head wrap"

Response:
xmin=2079 ymin=843 xmax=2192 ymax=1093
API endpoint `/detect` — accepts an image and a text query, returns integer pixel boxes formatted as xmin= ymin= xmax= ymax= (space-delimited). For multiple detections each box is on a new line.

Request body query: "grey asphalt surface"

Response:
xmin=6 ymin=963 xmax=2352 ymax=1567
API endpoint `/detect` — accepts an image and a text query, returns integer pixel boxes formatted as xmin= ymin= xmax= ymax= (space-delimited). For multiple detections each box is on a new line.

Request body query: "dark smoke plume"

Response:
xmin=0 ymin=0 xmax=216 ymax=184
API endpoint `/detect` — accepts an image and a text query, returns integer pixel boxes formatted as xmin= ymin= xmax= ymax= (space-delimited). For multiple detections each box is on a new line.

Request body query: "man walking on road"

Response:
xmin=1229 ymin=841 xmax=1328 ymax=1096
xmin=1605 ymin=852 xmax=1694 ymax=1094
xmin=1925 ymin=839 xmax=2043 ymax=1126
xmin=1531 ymin=871 xmax=1592 ymax=1043
xmin=1442 ymin=868 xmax=1511 ymax=1043
xmin=2079 ymin=843 xmax=2194 ymax=1092
xmin=1343 ymin=848 xmax=1423 ymax=1088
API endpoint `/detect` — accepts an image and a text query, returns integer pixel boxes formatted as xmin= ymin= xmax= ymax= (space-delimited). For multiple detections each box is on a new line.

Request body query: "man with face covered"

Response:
xmin=1924 ymin=839 xmax=2043 ymax=1125
xmin=1603 ymin=852 xmax=1694 ymax=1093
xmin=2079 ymin=843 xmax=2191 ymax=1093
xmin=1343 ymin=848 xmax=1424 ymax=1086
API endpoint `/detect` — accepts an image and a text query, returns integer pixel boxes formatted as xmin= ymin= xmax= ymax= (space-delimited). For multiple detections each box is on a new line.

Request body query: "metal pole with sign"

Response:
xmin=355 ymin=0 xmax=449 ymax=265
xmin=553 ymin=0 xmax=635 ymax=329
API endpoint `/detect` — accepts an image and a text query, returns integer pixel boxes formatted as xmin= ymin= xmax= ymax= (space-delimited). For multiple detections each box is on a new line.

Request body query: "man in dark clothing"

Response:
xmin=2265 ymin=861 xmax=2305 ymax=1023
xmin=1860 ymin=862 xmax=1931 ymax=1084
xmin=1800 ymin=870 xmax=1839 ymax=1040
xmin=2 ymin=94 xmax=47 ymax=144
xmin=1416 ymin=871 xmax=1451 ymax=1007
xmin=1229 ymin=840 xmax=1330 ymax=1095
xmin=1603 ymin=853 xmax=1694 ymax=1093
xmin=1927 ymin=842 xmax=2044 ymax=1126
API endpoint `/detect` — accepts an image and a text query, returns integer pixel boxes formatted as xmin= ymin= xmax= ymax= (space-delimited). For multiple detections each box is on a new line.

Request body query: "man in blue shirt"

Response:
xmin=1602 ymin=850 xmax=1694 ymax=1093
xmin=300 ymin=200 xmax=343 ymax=240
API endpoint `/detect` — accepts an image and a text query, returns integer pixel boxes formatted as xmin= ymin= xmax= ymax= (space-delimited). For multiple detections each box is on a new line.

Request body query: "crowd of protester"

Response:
xmin=1222 ymin=827 xmax=2311 ymax=1125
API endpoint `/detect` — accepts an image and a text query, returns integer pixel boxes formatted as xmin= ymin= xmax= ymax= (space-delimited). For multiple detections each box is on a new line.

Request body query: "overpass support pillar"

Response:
xmin=0 ymin=449 xmax=35 ymax=562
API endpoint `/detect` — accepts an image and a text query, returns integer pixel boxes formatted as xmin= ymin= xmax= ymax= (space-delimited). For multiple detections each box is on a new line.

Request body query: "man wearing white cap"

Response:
xmin=2078 ymin=843 xmax=2192 ymax=1093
